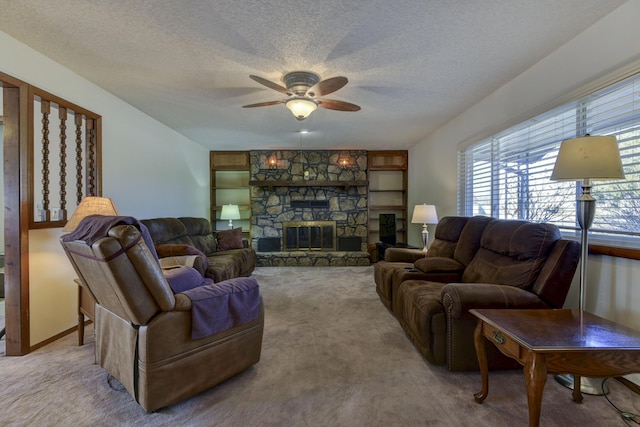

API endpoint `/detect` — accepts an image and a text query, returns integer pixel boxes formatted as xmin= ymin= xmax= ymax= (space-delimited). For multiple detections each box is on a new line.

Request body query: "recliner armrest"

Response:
xmin=384 ymin=247 xmax=427 ymax=263
xmin=173 ymin=293 xmax=192 ymax=311
xmin=441 ymin=282 xmax=550 ymax=319
xmin=414 ymin=256 xmax=464 ymax=273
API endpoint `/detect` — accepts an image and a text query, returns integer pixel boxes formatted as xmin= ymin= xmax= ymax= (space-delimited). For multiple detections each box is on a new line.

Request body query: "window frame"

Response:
xmin=458 ymin=72 xmax=640 ymax=259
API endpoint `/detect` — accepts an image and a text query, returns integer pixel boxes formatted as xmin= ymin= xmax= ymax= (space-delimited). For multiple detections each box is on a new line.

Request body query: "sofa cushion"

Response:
xmin=453 ymin=216 xmax=494 ymax=266
xmin=461 ymin=220 xmax=560 ymax=289
xmin=204 ymin=249 xmax=255 ymax=282
xmin=141 ymin=218 xmax=194 ymax=247
xmin=426 ymin=216 xmax=469 ymax=258
xmin=216 ymin=227 xmax=244 ymax=251
xmin=179 ymin=217 xmax=218 ymax=255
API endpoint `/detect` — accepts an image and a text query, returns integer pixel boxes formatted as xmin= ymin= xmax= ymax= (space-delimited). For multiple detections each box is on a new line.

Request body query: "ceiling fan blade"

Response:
xmin=307 ymin=76 xmax=348 ymax=97
xmin=249 ymin=75 xmax=290 ymax=94
xmin=242 ymin=100 xmax=285 ymax=108
xmin=317 ymin=99 xmax=361 ymax=112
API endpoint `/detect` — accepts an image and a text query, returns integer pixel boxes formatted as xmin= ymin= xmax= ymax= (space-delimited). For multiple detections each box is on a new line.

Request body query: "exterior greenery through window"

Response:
xmin=458 ymin=72 xmax=640 ymax=247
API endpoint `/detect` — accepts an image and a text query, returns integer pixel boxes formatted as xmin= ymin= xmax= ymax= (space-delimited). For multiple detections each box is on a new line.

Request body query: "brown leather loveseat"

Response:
xmin=374 ymin=216 xmax=580 ymax=371
xmin=141 ymin=217 xmax=256 ymax=282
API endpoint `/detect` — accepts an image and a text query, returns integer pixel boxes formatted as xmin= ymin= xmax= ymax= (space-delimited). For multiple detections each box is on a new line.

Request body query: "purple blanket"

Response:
xmin=62 ymin=215 xmax=158 ymax=260
xmin=182 ymin=276 xmax=261 ymax=339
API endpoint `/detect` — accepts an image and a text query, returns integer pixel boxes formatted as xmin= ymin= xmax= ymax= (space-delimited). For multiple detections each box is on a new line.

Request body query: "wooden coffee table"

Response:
xmin=470 ymin=309 xmax=640 ymax=427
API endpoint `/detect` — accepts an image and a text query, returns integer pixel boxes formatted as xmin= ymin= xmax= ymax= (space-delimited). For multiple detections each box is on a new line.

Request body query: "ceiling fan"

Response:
xmin=242 ymin=71 xmax=361 ymax=120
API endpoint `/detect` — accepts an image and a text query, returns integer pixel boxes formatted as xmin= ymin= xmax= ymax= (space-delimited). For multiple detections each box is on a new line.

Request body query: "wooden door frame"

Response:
xmin=2 ymin=72 xmax=32 ymax=355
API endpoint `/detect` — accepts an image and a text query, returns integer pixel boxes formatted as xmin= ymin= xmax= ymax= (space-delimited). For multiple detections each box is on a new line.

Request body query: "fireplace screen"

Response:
xmin=283 ymin=221 xmax=336 ymax=251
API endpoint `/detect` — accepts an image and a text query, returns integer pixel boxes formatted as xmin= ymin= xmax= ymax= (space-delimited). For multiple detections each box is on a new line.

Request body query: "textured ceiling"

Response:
xmin=0 ymin=0 xmax=627 ymax=150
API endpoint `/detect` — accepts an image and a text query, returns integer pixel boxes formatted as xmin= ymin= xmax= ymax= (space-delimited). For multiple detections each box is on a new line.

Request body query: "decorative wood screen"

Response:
xmin=29 ymin=88 xmax=102 ymax=229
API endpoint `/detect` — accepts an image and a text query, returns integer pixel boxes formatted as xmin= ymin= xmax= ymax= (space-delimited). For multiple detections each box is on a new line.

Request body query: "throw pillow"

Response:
xmin=216 ymin=227 xmax=244 ymax=251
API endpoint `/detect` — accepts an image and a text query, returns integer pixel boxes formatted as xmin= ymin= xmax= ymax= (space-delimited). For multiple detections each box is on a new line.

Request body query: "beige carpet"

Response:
xmin=0 ymin=266 xmax=637 ymax=426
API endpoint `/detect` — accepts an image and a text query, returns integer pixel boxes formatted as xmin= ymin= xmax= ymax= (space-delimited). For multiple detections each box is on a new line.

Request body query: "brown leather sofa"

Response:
xmin=141 ymin=217 xmax=256 ymax=282
xmin=62 ymin=221 xmax=264 ymax=412
xmin=374 ymin=216 xmax=580 ymax=371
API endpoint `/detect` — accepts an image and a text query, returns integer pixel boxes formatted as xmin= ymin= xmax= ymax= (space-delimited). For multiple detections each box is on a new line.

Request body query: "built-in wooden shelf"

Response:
xmin=249 ymin=180 xmax=368 ymax=189
xmin=369 ymin=205 xmax=407 ymax=210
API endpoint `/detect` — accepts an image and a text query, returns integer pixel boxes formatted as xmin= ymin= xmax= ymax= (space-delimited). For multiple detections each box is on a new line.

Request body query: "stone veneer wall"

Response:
xmin=250 ymin=150 xmax=369 ymax=266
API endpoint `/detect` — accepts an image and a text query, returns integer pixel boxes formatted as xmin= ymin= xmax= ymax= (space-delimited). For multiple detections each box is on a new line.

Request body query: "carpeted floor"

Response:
xmin=0 ymin=266 xmax=637 ymax=426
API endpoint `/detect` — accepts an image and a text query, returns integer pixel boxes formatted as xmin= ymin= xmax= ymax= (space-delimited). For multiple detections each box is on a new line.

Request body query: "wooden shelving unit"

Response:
xmin=210 ymin=151 xmax=252 ymax=238
xmin=249 ymin=180 xmax=367 ymax=189
xmin=367 ymin=151 xmax=408 ymax=251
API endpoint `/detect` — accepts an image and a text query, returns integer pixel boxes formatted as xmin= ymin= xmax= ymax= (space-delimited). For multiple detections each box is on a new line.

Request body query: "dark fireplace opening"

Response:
xmin=258 ymin=237 xmax=281 ymax=252
xmin=338 ymin=236 xmax=362 ymax=251
xmin=283 ymin=221 xmax=336 ymax=251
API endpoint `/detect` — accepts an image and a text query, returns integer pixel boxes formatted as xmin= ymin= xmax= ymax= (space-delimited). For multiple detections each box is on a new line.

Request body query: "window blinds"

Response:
xmin=458 ymin=72 xmax=640 ymax=243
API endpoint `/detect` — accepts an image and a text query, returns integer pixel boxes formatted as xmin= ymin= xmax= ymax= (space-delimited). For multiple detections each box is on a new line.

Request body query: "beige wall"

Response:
xmin=1 ymin=31 xmax=211 ymax=346
xmin=408 ymin=1 xmax=640 ymax=330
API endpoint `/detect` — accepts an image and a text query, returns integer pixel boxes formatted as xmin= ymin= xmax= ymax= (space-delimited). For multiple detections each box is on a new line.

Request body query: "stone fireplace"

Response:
xmin=249 ymin=150 xmax=370 ymax=266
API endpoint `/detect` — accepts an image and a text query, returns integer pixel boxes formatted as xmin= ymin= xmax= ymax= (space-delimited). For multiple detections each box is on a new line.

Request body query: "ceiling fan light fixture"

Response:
xmin=285 ymin=97 xmax=318 ymax=120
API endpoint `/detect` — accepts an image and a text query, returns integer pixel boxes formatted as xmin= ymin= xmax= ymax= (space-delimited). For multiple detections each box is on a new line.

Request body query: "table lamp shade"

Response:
xmin=63 ymin=196 xmax=119 ymax=232
xmin=411 ymin=204 xmax=438 ymax=252
xmin=411 ymin=204 xmax=438 ymax=224
xmin=220 ymin=204 xmax=241 ymax=220
xmin=220 ymin=204 xmax=241 ymax=229
xmin=550 ymin=135 xmax=625 ymax=181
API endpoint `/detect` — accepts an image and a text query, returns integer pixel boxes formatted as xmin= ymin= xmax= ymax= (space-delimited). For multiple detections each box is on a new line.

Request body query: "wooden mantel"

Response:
xmin=249 ymin=180 xmax=368 ymax=189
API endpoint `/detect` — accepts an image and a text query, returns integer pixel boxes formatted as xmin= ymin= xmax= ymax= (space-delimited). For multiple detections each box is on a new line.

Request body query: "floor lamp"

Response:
xmin=550 ymin=135 xmax=625 ymax=395
xmin=411 ymin=204 xmax=438 ymax=251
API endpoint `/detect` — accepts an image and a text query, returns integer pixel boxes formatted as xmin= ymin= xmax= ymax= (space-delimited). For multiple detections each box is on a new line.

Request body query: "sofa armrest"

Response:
xmin=441 ymin=282 xmax=551 ymax=319
xmin=384 ymin=247 xmax=427 ymax=263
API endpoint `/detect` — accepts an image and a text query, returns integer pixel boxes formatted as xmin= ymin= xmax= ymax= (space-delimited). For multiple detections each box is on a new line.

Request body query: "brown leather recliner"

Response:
xmin=61 ymin=222 xmax=264 ymax=412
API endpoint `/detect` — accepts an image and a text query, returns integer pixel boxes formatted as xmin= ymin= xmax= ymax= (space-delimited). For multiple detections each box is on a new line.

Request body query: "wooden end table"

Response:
xmin=470 ymin=308 xmax=640 ymax=427
xmin=76 ymin=279 xmax=96 ymax=345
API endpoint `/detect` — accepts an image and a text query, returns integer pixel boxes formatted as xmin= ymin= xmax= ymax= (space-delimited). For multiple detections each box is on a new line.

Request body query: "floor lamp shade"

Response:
xmin=551 ymin=135 xmax=625 ymax=181
xmin=63 ymin=196 xmax=119 ymax=232
xmin=550 ymin=135 xmax=624 ymax=395
xmin=411 ymin=204 xmax=438 ymax=251
xmin=220 ymin=204 xmax=241 ymax=229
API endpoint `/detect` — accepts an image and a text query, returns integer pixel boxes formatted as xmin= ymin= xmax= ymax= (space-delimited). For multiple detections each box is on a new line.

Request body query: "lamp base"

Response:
xmin=554 ymin=374 xmax=608 ymax=395
xmin=421 ymin=224 xmax=429 ymax=252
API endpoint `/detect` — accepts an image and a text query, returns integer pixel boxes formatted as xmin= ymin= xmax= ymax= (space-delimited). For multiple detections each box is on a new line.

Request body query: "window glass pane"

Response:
xmin=458 ymin=72 xmax=640 ymax=246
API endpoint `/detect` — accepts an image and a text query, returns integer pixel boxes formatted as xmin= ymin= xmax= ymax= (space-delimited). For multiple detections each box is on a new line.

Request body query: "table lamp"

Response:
xmin=220 ymin=204 xmax=241 ymax=229
xmin=550 ymin=134 xmax=625 ymax=395
xmin=63 ymin=196 xmax=119 ymax=233
xmin=411 ymin=204 xmax=438 ymax=251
